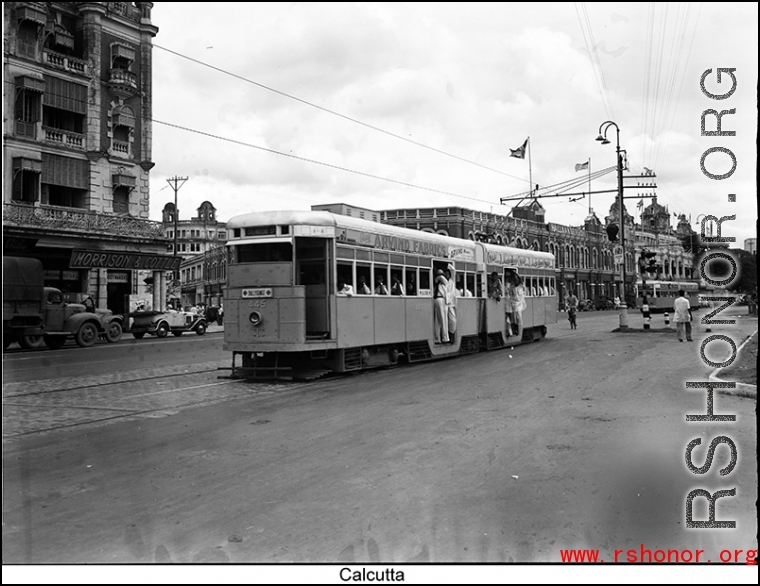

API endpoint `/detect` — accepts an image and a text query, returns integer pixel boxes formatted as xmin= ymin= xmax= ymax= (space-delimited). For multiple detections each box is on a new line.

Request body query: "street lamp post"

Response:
xmin=597 ymin=121 xmax=629 ymax=329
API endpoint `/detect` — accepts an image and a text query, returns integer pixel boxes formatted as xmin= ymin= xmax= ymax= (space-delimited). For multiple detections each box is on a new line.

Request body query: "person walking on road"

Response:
xmin=566 ymin=290 xmax=579 ymax=329
xmin=674 ymin=289 xmax=693 ymax=342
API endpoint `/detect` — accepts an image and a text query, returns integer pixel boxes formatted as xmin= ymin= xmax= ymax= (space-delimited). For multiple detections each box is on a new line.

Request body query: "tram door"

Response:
xmin=295 ymin=237 xmax=331 ymax=336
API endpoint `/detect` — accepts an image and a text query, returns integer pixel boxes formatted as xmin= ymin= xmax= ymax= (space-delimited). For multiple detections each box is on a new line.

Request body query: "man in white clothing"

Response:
xmin=673 ymin=289 xmax=693 ymax=342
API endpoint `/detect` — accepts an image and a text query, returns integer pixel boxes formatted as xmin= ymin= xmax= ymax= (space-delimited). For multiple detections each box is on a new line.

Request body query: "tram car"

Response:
xmin=634 ymin=280 xmax=700 ymax=313
xmin=223 ymin=210 xmax=557 ymax=379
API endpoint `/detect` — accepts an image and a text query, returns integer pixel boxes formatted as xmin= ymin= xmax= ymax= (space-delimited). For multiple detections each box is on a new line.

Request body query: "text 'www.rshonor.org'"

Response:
xmin=559 ymin=545 xmax=757 ymax=564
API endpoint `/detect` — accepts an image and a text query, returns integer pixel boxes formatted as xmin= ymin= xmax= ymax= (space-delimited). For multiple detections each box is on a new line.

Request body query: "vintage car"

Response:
xmin=129 ymin=309 xmax=207 ymax=339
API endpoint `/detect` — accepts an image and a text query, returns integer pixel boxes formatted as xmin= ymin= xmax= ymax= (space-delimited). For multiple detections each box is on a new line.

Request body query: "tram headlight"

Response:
xmin=249 ymin=311 xmax=263 ymax=326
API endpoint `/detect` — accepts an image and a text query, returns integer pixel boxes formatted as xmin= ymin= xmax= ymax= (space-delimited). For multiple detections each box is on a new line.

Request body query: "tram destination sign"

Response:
xmin=70 ymin=249 xmax=181 ymax=271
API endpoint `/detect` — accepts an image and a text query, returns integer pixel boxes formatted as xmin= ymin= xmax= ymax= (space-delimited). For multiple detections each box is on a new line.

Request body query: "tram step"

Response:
xmin=407 ymin=340 xmax=432 ymax=362
xmin=486 ymin=332 xmax=505 ymax=350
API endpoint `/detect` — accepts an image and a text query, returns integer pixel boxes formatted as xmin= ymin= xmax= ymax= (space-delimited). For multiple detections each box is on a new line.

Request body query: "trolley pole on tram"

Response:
xmin=597 ymin=121 xmax=629 ymax=329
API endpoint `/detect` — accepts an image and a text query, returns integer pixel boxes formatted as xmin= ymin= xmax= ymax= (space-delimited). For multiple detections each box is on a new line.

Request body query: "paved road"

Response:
xmin=3 ymin=309 xmax=757 ymax=564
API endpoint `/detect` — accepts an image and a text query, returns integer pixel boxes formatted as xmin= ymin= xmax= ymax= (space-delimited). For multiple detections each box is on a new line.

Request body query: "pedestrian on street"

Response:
xmin=566 ymin=290 xmax=579 ymax=329
xmin=674 ymin=289 xmax=693 ymax=342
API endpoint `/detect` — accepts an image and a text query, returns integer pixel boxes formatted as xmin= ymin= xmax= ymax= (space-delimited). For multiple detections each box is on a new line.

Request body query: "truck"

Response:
xmin=3 ymin=256 xmax=123 ymax=350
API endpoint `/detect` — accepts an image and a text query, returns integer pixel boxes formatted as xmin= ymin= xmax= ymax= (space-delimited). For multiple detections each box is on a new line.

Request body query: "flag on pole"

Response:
xmin=574 ymin=161 xmax=589 ymax=172
xmin=509 ymin=139 xmax=528 ymax=159
xmin=637 ymin=198 xmax=644 ymax=210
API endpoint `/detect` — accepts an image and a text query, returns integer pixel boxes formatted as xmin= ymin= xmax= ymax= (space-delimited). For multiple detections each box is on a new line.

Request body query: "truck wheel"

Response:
xmin=44 ymin=335 xmax=66 ymax=350
xmin=132 ymin=332 xmax=145 ymax=339
xmin=19 ymin=335 xmax=45 ymax=349
xmin=156 ymin=322 xmax=169 ymax=338
xmin=75 ymin=322 xmax=99 ymax=348
xmin=105 ymin=321 xmax=122 ymax=343
xmin=195 ymin=322 xmax=207 ymax=336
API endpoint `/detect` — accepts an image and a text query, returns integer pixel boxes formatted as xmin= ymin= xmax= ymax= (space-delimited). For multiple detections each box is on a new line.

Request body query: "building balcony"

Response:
xmin=111 ymin=139 xmax=130 ymax=157
xmin=3 ymin=202 xmax=168 ymax=241
xmin=107 ymin=68 xmax=138 ymax=98
xmin=43 ymin=49 xmax=87 ymax=75
xmin=43 ymin=127 xmax=85 ymax=150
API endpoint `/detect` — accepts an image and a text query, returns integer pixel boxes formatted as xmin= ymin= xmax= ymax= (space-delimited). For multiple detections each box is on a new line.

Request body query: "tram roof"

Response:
xmin=227 ymin=210 xmax=479 ymax=249
xmin=227 ymin=210 xmax=555 ymax=264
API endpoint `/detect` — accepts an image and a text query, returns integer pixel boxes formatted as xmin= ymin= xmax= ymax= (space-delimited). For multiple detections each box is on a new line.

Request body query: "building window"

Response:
xmin=11 ymin=158 xmax=42 ymax=203
xmin=41 ymin=153 xmax=88 ymax=209
xmin=15 ymin=77 xmax=44 ymax=138
xmin=111 ymin=43 xmax=135 ymax=71
xmin=42 ymin=76 xmax=87 ymax=148
xmin=17 ymin=20 xmax=40 ymax=59
xmin=113 ymin=186 xmax=130 ymax=214
xmin=111 ymin=105 xmax=135 ymax=157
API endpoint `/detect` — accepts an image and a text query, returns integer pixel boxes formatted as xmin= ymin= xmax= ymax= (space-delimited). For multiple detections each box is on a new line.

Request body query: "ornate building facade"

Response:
xmin=3 ymin=2 xmax=173 ymax=315
xmin=634 ymin=197 xmax=696 ymax=281
xmin=160 ymin=200 xmax=227 ymax=307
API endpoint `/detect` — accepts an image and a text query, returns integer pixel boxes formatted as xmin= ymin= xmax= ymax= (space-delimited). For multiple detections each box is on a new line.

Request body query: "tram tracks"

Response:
xmin=2 ymin=364 xmax=305 ymax=439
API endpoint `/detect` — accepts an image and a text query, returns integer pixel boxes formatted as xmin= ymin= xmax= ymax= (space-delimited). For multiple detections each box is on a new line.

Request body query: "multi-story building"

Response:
xmin=161 ymin=200 xmax=227 ymax=258
xmin=160 ymin=200 xmax=227 ymax=307
xmin=3 ymin=2 xmax=174 ymax=315
xmin=634 ymin=197 xmax=697 ymax=282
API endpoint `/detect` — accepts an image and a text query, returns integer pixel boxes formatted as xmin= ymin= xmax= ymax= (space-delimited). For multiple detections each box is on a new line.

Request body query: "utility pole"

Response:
xmin=166 ymin=176 xmax=188 ymax=257
xmin=167 ymin=176 xmax=188 ymax=306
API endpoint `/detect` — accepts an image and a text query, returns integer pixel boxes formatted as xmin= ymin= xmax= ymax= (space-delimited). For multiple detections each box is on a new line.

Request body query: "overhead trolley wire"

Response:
xmin=153 ymin=44 xmax=529 ymax=185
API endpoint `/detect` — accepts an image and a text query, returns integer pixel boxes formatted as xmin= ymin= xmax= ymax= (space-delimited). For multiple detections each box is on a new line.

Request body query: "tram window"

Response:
xmin=337 ymin=261 xmax=354 ymax=290
xmin=405 ymin=268 xmax=417 ymax=295
xmin=475 ymin=273 xmax=484 ymax=298
xmin=237 ymin=242 xmax=292 ymax=263
xmin=466 ymin=273 xmax=476 ymax=298
xmin=298 ymin=261 xmax=324 ymax=285
xmin=374 ymin=265 xmax=389 ymax=295
xmin=390 ymin=266 xmax=404 ymax=295
xmin=419 ymin=268 xmax=431 ymax=295
xmin=356 ymin=264 xmax=371 ymax=294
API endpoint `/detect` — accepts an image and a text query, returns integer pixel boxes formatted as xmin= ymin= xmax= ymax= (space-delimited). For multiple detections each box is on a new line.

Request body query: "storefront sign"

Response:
xmin=70 ymin=250 xmax=181 ymax=271
xmin=62 ymin=271 xmax=79 ymax=281
xmin=107 ymin=272 xmax=129 ymax=283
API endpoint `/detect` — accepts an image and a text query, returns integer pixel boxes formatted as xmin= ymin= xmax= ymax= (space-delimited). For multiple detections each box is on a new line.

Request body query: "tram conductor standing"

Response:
xmin=445 ymin=263 xmax=457 ymax=341
xmin=434 ymin=269 xmax=449 ymax=344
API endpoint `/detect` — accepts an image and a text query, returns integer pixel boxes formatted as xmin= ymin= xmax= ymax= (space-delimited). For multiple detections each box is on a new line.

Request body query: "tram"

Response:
xmin=634 ymin=280 xmax=700 ymax=312
xmin=223 ymin=210 xmax=557 ymax=379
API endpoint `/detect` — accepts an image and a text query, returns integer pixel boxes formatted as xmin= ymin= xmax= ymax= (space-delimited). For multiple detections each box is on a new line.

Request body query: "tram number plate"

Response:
xmin=242 ymin=288 xmax=273 ymax=298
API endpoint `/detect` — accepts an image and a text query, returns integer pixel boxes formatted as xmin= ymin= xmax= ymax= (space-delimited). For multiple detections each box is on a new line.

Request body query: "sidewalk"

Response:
xmin=206 ymin=321 xmax=225 ymax=334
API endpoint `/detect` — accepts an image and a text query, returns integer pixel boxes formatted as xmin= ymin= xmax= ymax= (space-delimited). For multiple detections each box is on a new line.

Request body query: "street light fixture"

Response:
xmin=597 ymin=120 xmax=628 ymax=329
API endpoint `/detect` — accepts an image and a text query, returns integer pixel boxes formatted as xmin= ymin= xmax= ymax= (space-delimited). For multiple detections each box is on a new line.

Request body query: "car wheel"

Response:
xmin=132 ymin=332 xmax=145 ymax=339
xmin=19 ymin=335 xmax=45 ymax=349
xmin=156 ymin=322 xmax=170 ymax=338
xmin=172 ymin=331 xmax=183 ymax=337
xmin=105 ymin=321 xmax=122 ymax=343
xmin=75 ymin=322 xmax=99 ymax=348
xmin=44 ymin=335 xmax=66 ymax=350
xmin=195 ymin=322 xmax=206 ymax=336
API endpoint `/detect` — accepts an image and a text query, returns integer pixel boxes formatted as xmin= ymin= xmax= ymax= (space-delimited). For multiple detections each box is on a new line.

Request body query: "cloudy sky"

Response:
xmin=149 ymin=3 xmax=757 ymax=246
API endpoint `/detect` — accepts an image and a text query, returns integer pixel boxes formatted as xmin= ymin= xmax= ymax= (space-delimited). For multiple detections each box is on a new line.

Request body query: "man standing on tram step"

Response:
xmin=444 ymin=263 xmax=457 ymax=342
xmin=673 ymin=289 xmax=693 ymax=342
xmin=433 ymin=269 xmax=449 ymax=343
